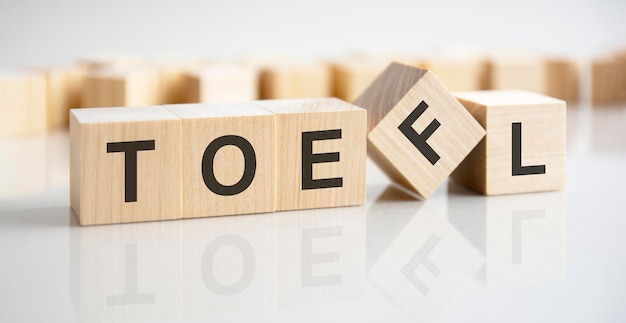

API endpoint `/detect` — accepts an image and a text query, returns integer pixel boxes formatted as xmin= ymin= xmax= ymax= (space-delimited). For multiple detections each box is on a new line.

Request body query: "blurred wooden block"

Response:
xmin=70 ymin=107 xmax=181 ymax=225
xmin=486 ymin=55 xmax=546 ymax=93
xmin=331 ymin=58 xmax=390 ymax=102
xmin=184 ymin=63 xmax=258 ymax=103
xmin=81 ymin=67 xmax=160 ymax=108
xmin=259 ymin=61 xmax=331 ymax=99
xmin=43 ymin=66 xmax=84 ymax=128
xmin=592 ymin=58 xmax=618 ymax=106
xmin=545 ymin=58 xmax=579 ymax=103
xmin=354 ymin=62 xmax=485 ymax=198
xmin=614 ymin=53 xmax=626 ymax=103
xmin=156 ymin=63 xmax=193 ymax=104
xmin=419 ymin=57 xmax=488 ymax=91
xmin=452 ymin=90 xmax=566 ymax=195
xmin=255 ymin=98 xmax=366 ymax=211
xmin=0 ymin=136 xmax=47 ymax=198
xmin=165 ymin=103 xmax=275 ymax=218
xmin=0 ymin=70 xmax=47 ymax=137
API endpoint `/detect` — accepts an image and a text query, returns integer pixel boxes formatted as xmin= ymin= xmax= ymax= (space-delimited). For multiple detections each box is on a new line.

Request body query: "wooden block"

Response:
xmin=614 ymin=53 xmax=626 ymax=103
xmin=255 ymin=98 xmax=366 ymax=211
xmin=259 ymin=61 xmax=331 ymax=99
xmin=354 ymin=62 xmax=485 ymax=199
xmin=276 ymin=206 xmax=365 ymax=308
xmin=81 ymin=67 xmax=160 ymax=108
xmin=181 ymin=213 xmax=276 ymax=317
xmin=0 ymin=70 xmax=47 ymax=137
xmin=419 ymin=56 xmax=488 ymax=91
xmin=591 ymin=58 xmax=616 ymax=106
xmin=545 ymin=58 xmax=580 ymax=103
xmin=452 ymin=90 xmax=566 ymax=195
xmin=331 ymin=57 xmax=392 ymax=102
xmin=70 ymin=217 xmax=181 ymax=322
xmin=486 ymin=54 xmax=546 ymax=93
xmin=165 ymin=103 xmax=275 ymax=218
xmin=183 ymin=63 xmax=258 ymax=103
xmin=155 ymin=63 xmax=194 ymax=104
xmin=42 ymin=65 xmax=84 ymax=129
xmin=70 ymin=106 xmax=181 ymax=225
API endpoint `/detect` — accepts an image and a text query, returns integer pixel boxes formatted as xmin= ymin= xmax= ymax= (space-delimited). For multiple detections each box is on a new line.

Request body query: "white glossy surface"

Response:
xmin=1 ymin=106 xmax=625 ymax=323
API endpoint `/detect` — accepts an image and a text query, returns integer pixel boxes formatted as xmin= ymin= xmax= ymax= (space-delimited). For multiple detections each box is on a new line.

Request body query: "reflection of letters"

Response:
xmin=107 ymin=244 xmax=156 ymax=306
xmin=201 ymin=235 xmax=255 ymax=295
xmin=512 ymin=210 xmax=546 ymax=265
xmin=400 ymin=234 xmax=442 ymax=296
xmin=301 ymin=227 xmax=343 ymax=287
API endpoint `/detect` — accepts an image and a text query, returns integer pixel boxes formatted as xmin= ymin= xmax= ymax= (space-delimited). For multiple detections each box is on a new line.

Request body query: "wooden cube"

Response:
xmin=545 ymin=58 xmax=580 ymax=103
xmin=419 ymin=56 xmax=488 ymax=91
xmin=259 ymin=61 xmax=332 ymax=99
xmin=485 ymin=54 xmax=546 ymax=93
xmin=255 ymin=98 xmax=366 ymax=211
xmin=81 ymin=67 xmax=160 ymax=108
xmin=452 ymin=90 xmax=566 ymax=195
xmin=165 ymin=103 xmax=275 ymax=218
xmin=0 ymin=70 xmax=47 ymax=137
xmin=354 ymin=62 xmax=485 ymax=199
xmin=591 ymin=58 xmax=616 ymax=106
xmin=183 ymin=63 xmax=258 ymax=103
xmin=155 ymin=62 xmax=195 ymax=105
xmin=42 ymin=65 xmax=84 ymax=128
xmin=331 ymin=57 xmax=390 ymax=102
xmin=70 ymin=107 xmax=182 ymax=225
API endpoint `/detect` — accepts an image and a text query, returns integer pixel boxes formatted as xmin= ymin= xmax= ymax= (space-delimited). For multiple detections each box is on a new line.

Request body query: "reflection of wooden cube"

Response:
xmin=70 ymin=217 xmax=181 ymax=323
xmin=70 ymin=107 xmax=181 ymax=225
xmin=484 ymin=192 xmax=566 ymax=286
xmin=166 ymin=103 xmax=275 ymax=218
xmin=184 ymin=63 xmax=258 ymax=103
xmin=256 ymin=98 xmax=366 ymax=211
xmin=452 ymin=90 xmax=566 ymax=195
xmin=354 ymin=62 xmax=485 ymax=199
xmin=81 ymin=68 xmax=160 ymax=108
xmin=259 ymin=61 xmax=331 ymax=99
xmin=276 ymin=206 xmax=366 ymax=308
xmin=0 ymin=70 xmax=47 ymax=137
xmin=181 ymin=213 xmax=276 ymax=317
xmin=43 ymin=66 xmax=84 ymax=128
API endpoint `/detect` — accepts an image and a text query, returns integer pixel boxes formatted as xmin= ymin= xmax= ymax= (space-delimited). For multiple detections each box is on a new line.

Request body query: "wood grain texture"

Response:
xmin=355 ymin=62 xmax=485 ymax=198
xmin=259 ymin=61 xmax=331 ymax=99
xmin=452 ymin=90 xmax=566 ymax=195
xmin=81 ymin=67 xmax=160 ymax=108
xmin=0 ymin=70 xmax=47 ymax=137
xmin=165 ymin=103 xmax=275 ymax=218
xmin=183 ymin=63 xmax=258 ymax=103
xmin=255 ymin=98 xmax=366 ymax=211
xmin=70 ymin=106 xmax=181 ymax=225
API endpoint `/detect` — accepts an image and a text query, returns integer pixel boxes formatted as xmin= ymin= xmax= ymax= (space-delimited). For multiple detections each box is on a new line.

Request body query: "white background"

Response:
xmin=0 ymin=0 xmax=625 ymax=66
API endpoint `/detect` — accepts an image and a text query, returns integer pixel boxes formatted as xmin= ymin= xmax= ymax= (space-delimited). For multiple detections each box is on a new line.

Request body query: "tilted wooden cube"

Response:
xmin=452 ymin=90 xmax=566 ymax=195
xmin=70 ymin=107 xmax=182 ymax=225
xmin=354 ymin=62 xmax=485 ymax=198
xmin=255 ymin=98 xmax=366 ymax=211
xmin=166 ymin=103 xmax=275 ymax=218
